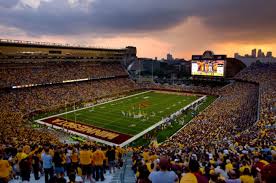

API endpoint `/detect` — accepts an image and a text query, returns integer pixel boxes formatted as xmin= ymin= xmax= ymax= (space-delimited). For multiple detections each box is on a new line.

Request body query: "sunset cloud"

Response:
xmin=0 ymin=0 xmax=275 ymax=58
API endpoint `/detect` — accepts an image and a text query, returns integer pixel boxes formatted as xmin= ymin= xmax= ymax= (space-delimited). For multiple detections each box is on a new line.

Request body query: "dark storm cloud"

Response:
xmin=0 ymin=0 xmax=192 ymax=35
xmin=0 ymin=0 xmax=19 ymax=8
xmin=197 ymin=0 xmax=276 ymax=42
xmin=0 ymin=0 xmax=276 ymax=42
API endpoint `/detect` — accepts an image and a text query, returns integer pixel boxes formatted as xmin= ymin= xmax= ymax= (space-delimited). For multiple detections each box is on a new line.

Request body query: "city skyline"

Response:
xmin=1 ymin=0 xmax=276 ymax=59
xmin=235 ymin=48 xmax=274 ymax=58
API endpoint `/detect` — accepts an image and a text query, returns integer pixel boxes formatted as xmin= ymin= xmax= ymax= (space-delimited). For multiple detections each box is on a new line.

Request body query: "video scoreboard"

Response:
xmin=191 ymin=51 xmax=226 ymax=77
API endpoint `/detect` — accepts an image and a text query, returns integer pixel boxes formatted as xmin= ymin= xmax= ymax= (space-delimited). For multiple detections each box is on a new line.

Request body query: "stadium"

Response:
xmin=0 ymin=39 xmax=275 ymax=183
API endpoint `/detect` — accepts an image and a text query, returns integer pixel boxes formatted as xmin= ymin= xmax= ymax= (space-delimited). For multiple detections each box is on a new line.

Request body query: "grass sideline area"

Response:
xmin=131 ymin=95 xmax=217 ymax=146
xmin=56 ymin=91 xmax=199 ymax=136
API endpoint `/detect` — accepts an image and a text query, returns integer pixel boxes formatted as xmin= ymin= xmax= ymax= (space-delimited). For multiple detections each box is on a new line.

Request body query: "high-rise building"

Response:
xmin=266 ymin=51 xmax=272 ymax=58
xmin=234 ymin=53 xmax=240 ymax=58
xmin=257 ymin=49 xmax=262 ymax=57
xmin=236 ymin=49 xmax=273 ymax=58
xmin=251 ymin=49 xmax=257 ymax=58
xmin=167 ymin=53 xmax=173 ymax=61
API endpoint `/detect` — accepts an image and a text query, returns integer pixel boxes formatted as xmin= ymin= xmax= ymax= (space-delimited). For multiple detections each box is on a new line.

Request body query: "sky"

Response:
xmin=1 ymin=0 xmax=276 ymax=59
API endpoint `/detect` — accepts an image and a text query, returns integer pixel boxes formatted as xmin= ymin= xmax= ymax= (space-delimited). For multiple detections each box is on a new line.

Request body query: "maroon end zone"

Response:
xmin=41 ymin=117 xmax=132 ymax=144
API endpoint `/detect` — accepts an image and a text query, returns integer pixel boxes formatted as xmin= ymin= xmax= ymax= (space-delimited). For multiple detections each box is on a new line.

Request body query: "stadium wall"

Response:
xmin=0 ymin=39 xmax=137 ymax=62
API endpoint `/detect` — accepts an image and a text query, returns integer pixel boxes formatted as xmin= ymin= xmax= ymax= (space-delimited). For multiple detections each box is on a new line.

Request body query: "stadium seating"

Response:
xmin=0 ymin=61 xmax=128 ymax=88
xmin=133 ymin=63 xmax=276 ymax=183
xmin=0 ymin=77 xmax=139 ymax=115
xmin=0 ymin=62 xmax=275 ymax=183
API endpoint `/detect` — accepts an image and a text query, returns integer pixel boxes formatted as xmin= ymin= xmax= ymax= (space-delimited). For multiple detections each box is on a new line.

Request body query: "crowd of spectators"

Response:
xmin=0 ymin=77 xmax=139 ymax=115
xmin=0 ymin=112 xmax=59 ymax=147
xmin=0 ymin=62 xmax=275 ymax=183
xmin=0 ymin=61 xmax=127 ymax=88
xmin=140 ymin=82 xmax=222 ymax=96
xmin=132 ymin=63 xmax=275 ymax=183
xmin=0 ymin=137 xmax=125 ymax=183
xmin=234 ymin=63 xmax=275 ymax=150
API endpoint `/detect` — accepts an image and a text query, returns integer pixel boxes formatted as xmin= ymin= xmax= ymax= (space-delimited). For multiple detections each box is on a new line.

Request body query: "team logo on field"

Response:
xmin=134 ymin=100 xmax=151 ymax=109
xmin=41 ymin=117 xmax=132 ymax=144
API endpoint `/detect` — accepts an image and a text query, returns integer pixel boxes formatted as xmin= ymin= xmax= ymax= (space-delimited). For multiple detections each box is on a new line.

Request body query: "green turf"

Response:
xmin=60 ymin=91 xmax=199 ymax=135
xmin=131 ymin=95 xmax=217 ymax=146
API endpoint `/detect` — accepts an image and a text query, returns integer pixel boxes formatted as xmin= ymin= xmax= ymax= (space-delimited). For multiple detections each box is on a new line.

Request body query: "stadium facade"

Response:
xmin=0 ymin=39 xmax=136 ymax=65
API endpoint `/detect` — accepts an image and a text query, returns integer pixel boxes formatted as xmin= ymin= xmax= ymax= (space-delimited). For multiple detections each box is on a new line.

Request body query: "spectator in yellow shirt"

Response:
xmin=240 ymin=168 xmax=254 ymax=183
xmin=146 ymin=161 xmax=154 ymax=173
xmin=93 ymin=146 xmax=105 ymax=181
xmin=226 ymin=159 xmax=234 ymax=172
xmin=239 ymin=161 xmax=251 ymax=174
xmin=149 ymin=153 xmax=158 ymax=162
xmin=142 ymin=150 xmax=150 ymax=162
xmin=0 ymin=154 xmax=10 ymax=183
xmin=79 ymin=145 xmax=94 ymax=183
xmin=15 ymin=148 xmax=26 ymax=163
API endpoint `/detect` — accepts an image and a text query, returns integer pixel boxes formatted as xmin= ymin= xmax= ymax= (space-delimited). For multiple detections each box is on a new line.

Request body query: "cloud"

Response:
xmin=197 ymin=0 xmax=276 ymax=43
xmin=1 ymin=0 xmax=276 ymax=58
xmin=0 ymin=0 xmax=19 ymax=8
xmin=18 ymin=0 xmax=43 ymax=9
xmin=1 ymin=0 xmax=275 ymax=40
xmin=0 ymin=25 xmax=27 ymax=37
xmin=0 ymin=0 xmax=192 ymax=35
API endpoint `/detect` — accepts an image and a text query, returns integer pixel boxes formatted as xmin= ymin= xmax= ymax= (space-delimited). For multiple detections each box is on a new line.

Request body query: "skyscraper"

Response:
xmin=257 ymin=49 xmax=262 ymax=57
xmin=251 ymin=49 xmax=257 ymax=58
xmin=266 ymin=51 xmax=272 ymax=58
xmin=167 ymin=53 xmax=173 ymax=61
xmin=234 ymin=53 xmax=240 ymax=58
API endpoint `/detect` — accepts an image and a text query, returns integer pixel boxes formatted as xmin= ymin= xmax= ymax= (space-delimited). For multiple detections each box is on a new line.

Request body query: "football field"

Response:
xmin=62 ymin=91 xmax=198 ymax=135
xmin=38 ymin=91 xmax=201 ymax=145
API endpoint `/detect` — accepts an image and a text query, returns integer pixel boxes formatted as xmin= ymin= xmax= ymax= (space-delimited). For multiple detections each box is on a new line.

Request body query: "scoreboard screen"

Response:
xmin=191 ymin=51 xmax=226 ymax=77
xmin=191 ymin=60 xmax=225 ymax=77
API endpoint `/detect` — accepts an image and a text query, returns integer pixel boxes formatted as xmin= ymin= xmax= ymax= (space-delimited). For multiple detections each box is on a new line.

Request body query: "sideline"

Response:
xmin=165 ymin=95 xmax=220 ymax=143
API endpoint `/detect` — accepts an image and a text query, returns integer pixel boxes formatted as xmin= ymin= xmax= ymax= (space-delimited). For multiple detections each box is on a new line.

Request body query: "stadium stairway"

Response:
xmin=110 ymin=153 xmax=136 ymax=183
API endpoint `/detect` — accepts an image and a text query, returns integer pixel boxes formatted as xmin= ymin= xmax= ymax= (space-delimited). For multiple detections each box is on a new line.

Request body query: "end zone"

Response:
xmin=39 ymin=117 xmax=132 ymax=145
